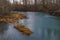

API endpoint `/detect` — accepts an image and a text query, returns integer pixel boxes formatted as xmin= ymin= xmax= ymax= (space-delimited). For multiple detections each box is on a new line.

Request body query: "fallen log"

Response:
xmin=14 ymin=25 xmax=33 ymax=36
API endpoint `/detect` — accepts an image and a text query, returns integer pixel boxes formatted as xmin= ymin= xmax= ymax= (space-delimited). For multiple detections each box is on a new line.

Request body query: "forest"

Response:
xmin=0 ymin=0 xmax=60 ymax=16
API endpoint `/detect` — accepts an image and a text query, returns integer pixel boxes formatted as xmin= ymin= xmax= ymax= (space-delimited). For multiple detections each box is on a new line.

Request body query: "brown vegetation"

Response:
xmin=0 ymin=13 xmax=27 ymax=23
xmin=10 ymin=13 xmax=27 ymax=19
xmin=14 ymin=25 xmax=33 ymax=36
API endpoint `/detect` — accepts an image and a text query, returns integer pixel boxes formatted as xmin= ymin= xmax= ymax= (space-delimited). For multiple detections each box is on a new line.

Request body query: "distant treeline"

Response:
xmin=0 ymin=0 xmax=60 ymax=16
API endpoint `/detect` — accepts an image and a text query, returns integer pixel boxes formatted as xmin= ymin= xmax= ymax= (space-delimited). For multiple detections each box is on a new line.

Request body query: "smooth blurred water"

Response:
xmin=0 ymin=12 xmax=60 ymax=40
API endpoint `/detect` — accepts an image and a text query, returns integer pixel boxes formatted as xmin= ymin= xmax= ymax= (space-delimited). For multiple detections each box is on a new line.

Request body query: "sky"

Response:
xmin=9 ymin=0 xmax=20 ymax=4
xmin=9 ymin=0 xmax=35 ymax=4
xmin=9 ymin=0 xmax=57 ymax=4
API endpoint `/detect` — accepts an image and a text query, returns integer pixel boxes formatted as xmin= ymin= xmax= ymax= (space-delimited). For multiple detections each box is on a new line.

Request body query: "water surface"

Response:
xmin=0 ymin=12 xmax=60 ymax=40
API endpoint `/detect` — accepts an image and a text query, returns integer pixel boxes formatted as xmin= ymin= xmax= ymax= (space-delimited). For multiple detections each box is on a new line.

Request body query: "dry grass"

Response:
xmin=10 ymin=13 xmax=27 ymax=19
xmin=0 ymin=13 xmax=27 ymax=23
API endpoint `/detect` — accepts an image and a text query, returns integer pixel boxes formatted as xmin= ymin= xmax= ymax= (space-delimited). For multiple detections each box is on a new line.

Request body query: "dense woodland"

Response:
xmin=0 ymin=0 xmax=60 ymax=16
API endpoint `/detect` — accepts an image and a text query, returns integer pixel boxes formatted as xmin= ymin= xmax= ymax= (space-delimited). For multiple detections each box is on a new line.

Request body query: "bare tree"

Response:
xmin=0 ymin=0 xmax=11 ymax=15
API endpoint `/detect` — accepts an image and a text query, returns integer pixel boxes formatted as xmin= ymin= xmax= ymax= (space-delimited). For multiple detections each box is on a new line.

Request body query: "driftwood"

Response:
xmin=14 ymin=25 xmax=33 ymax=36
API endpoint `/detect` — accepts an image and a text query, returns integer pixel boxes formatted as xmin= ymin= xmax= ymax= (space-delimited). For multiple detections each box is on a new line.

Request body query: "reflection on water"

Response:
xmin=0 ymin=22 xmax=8 ymax=33
xmin=0 ymin=12 xmax=60 ymax=40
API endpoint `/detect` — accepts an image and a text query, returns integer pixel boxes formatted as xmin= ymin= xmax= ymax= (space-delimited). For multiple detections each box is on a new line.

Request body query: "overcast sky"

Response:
xmin=9 ymin=0 xmax=57 ymax=4
xmin=9 ymin=0 xmax=35 ymax=4
xmin=9 ymin=0 xmax=20 ymax=3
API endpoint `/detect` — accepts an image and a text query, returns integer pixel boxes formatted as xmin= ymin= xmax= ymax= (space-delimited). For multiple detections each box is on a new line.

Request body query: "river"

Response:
xmin=0 ymin=12 xmax=60 ymax=40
